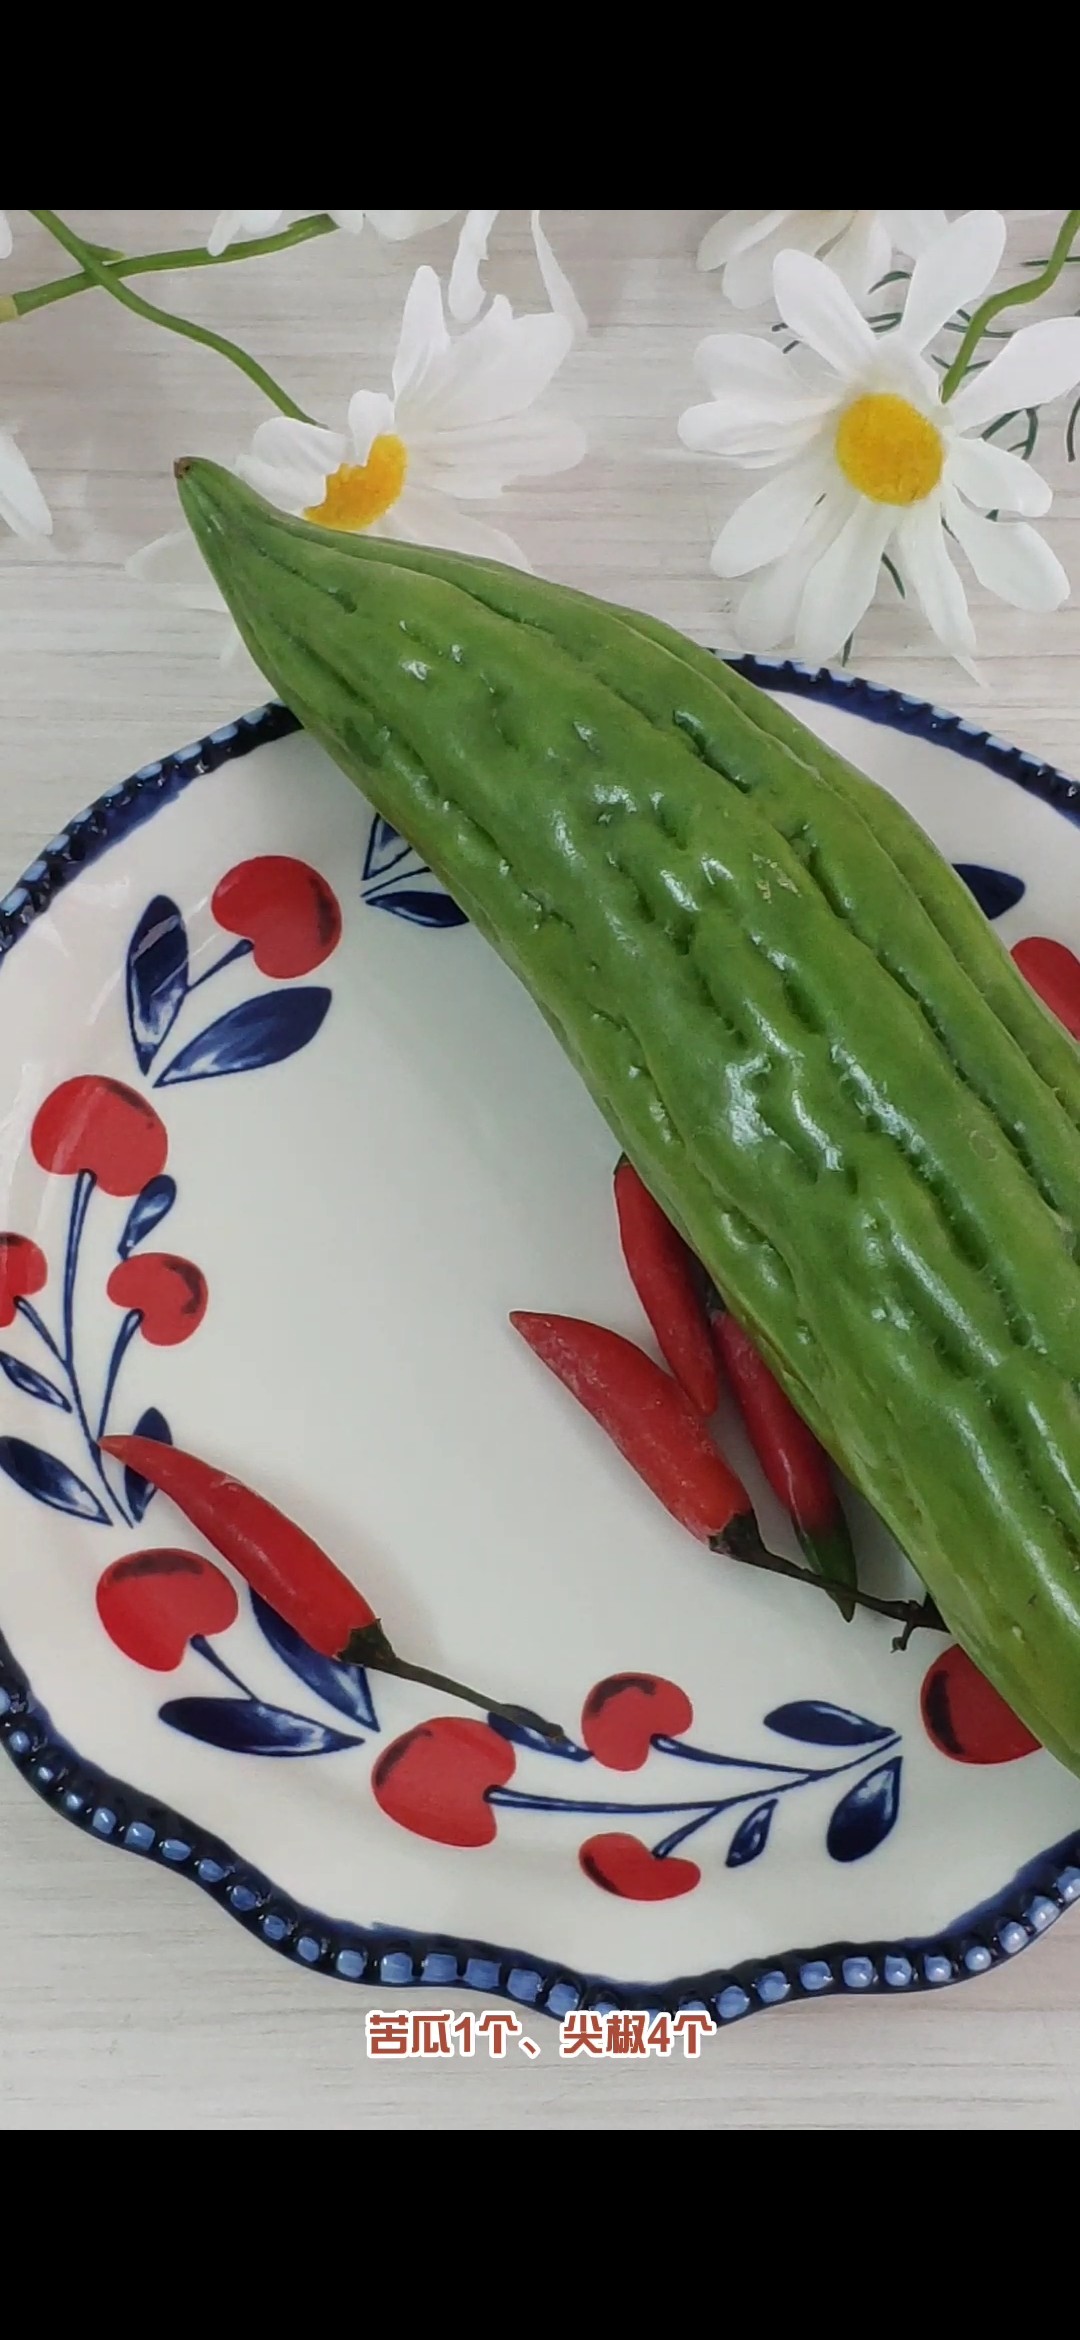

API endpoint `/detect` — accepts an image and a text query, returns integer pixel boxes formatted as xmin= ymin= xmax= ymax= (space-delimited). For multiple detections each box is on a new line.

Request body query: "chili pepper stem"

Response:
xmin=339 ymin=1619 xmax=568 ymax=1745
xmin=713 ymin=1515 xmax=946 ymax=1646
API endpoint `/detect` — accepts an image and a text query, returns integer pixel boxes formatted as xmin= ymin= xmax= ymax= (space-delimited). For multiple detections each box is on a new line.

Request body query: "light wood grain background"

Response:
xmin=1 ymin=208 xmax=1078 ymax=2131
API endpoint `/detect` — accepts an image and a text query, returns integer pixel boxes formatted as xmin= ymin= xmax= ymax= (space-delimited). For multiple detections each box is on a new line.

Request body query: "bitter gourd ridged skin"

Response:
xmin=178 ymin=458 xmax=1080 ymax=1775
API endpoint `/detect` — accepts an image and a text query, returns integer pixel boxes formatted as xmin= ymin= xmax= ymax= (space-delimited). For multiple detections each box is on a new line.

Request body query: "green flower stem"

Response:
xmin=941 ymin=208 xmax=1080 ymax=401
xmin=29 ymin=210 xmax=317 ymax=424
xmin=11 ymin=213 xmax=337 ymax=320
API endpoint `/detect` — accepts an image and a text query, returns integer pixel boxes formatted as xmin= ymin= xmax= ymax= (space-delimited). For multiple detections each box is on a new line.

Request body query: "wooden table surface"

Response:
xmin=1 ymin=208 xmax=1078 ymax=2131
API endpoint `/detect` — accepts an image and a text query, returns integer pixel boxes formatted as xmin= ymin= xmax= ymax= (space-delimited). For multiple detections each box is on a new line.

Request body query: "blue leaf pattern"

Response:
xmin=125 ymin=1406 xmax=172 ymax=1522
xmin=362 ymin=816 xmax=410 ymax=883
xmin=953 ymin=863 xmax=1025 ymax=921
xmin=765 ymin=1701 xmax=893 ymax=1747
xmin=726 ymin=1799 xmax=777 ymax=1868
xmin=487 ymin=1710 xmax=594 ymax=1762
xmin=160 ymin=1695 xmax=362 ymax=1757
xmin=366 ymin=887 xmax=468 ymax=929
xmin=126 ymin=895 xmax=189 ymax=1073
xmin=118 ymin=1175 xmax=177 ymax=1258
xmin=0 ymin=1437 xmax=109 ymax=1523
xmin=156 ymin=988 xmax=331 ymax=1084
xmin=826 ymin=1757 xmax=902 ymax=1863
xmin=0 ymin=1353 xmax=70 ymax=1410
xmin=250 ymin=1591 xmax=379 ymax=1728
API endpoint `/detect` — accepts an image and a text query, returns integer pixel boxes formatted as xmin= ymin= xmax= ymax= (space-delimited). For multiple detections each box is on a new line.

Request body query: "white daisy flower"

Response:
xmin=697 ymin=209 xmax=948 ymax=309
xmin=234 ymin=263 xmax=583 ymax=564
xmin=678 ymin=209 xmax=1080 ymax=667
xmin=449 ymin=209 xmax=585 ymax=334
xmin=0 ymin=425 xmax=51 ymax=537
xmin=129 ymin=263 xmax=585 ymax=651
xmin=206 ymin=208 xmax=457 ymax=258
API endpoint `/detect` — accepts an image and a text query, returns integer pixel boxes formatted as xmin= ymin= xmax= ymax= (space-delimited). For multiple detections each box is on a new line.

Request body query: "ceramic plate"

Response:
xmin=3 ymin=658 xmax=1080 ymax=2033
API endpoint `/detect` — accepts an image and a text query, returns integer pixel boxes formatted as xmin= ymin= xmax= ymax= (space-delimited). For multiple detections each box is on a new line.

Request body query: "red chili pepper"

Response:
xmin=102 ymin=1434 xmax=372 ymax=1653
xmin=513 ymin=1314 xmax=935 ymax=1636
xmin=510 ymin=1312 xmax=750 ymax=1544
xmin=706 ymin=1304 xmax=857 ymax=1617
xmin=99 ymin=1434 xmax=565 ymax=1741
xmin=1011 ymin=936 xmax=1080 ymax=1042
xmin=613 ymin=1157 xmax=719 ymax=1416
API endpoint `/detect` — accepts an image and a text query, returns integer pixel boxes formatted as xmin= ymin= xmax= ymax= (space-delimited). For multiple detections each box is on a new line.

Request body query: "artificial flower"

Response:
xmin=678 ymin=209 xmax=1080 ymax=667
xmin=697 ymin=210 xmax=948 ymax=309
xmin=206 ymin=208 xmax=457 ymax=258
xmin=449 ymin=209 xmax=585 ymax=334
xmin=0 ymin=425 xmax=51 ymax=537
xmin=235 ymin=265 xmax=584 ymax=562
xmin=129 ymin=262 xmax=585 ymax=647
xmin=0 ymin=212 xmax=11 ymax=261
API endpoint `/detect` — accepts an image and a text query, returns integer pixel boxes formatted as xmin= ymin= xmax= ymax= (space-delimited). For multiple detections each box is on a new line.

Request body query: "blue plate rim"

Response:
xmin=2 ymin=665 xmax=1079 ymax=2031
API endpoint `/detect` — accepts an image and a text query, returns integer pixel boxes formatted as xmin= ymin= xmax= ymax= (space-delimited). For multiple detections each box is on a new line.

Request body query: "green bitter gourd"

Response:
xmin=177 ymin=457 xmax=1080 ymax=1776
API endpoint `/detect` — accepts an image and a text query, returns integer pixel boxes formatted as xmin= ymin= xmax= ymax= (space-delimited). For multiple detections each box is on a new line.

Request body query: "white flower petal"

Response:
xmin=0 ymin=428 xmax=51 ymax=537
xmin=126 ymin=526 xmax=225 ymax=611
xmin=948 ymin=317 xmax=1080 ymax=428
xmin=392 ymin=265 xmax=451 ymax=407
xmin=345 ymin=390 xmax=396 ymax=464
xmin=365 ymin=209 xmax=458 ymax=242
xmin=530 ymin=209 xmax=586 ymax=337
xmin=678 ymin=400 xmax=827 ymax=463
xmin=896 ymin=499 xmax=976 ymax=656
xmin=794 ymin=497 xmax=895 ymax=663
xmin=448 ymin=208 xmax=500 ymax=323
xmin=880 ymin=210 xmax=949 ymax=256
xmin=825 ymin=213 xmax=891 ymax=301
xmin=724 ymin=213 xmax=851 ymax=310
xmin=773 ymin=250 xmax=878 ymax=379
xmin=402 ymin=296 xmax=572 ymax=434
xmin=236 ymin=418 xmax=346 ymax=512
xmin=327 ymin=211 xmax=368 ymax=235
xmin=697 ymin=210 xmax=792 ymax=273
xmin=872 ymin=337 xmax=943 ymax=409
xmin=207 ymin=208 xmax=282 ymax=258
xmin=899 ymin=211 xmax=1005 ymax=355
xmin=243 ymin=417 xmax=346 ymax=471
xmin=207 ymin=212 xmax=241 ymax=257
xmin=383 ymin=484 xmax=530 ymax=569
xmin=945 ymin=433 xmax=1052 ymax=517
xmin=945 ymin=488 xmax=1070 ymax=611
xmin=709 ymin=453 xmax=831 ymax=577
xmin=410 ymin=411 xmax=586 ymax=498
xmin=694 ymin=330 xmax=834 ymax=415
xmin=733 ymin=492 xmax=854 ymax=651
xmin=0 ymin=211 xmax=11 ymax=261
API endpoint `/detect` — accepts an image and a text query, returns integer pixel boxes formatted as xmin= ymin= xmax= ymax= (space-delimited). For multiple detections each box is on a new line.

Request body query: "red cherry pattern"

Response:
xmin=212 ymin=857 xmax=342 ymax=979
xmin=372 ymin=1717 xmax=516 ymax=1847
xmin=106 ymin=1253 xmax=208 ymax=1346
xmin=96 ymin=1549 xmax=238 ymax=1671
xmin=581 ymin=1673 xmax=694 ymax=1771
xmin=32 ymin=1077 xmax=168 ymax=1197
xmin=579 ymin=1832 xmax=701 ymax=1901
xmin=1011 ymin=936 xmax=1080 ymax=1042
xmin=921 ymin=1645 xmax=1040 ymax=1766
xmin=0 ymin=1233 xmax=47 ymax=1328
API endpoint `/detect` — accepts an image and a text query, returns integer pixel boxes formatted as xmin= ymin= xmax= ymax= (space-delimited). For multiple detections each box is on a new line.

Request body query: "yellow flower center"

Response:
xmin=305 ymin=433 xmax=408 ymax=531
xmin=834 ymin=393 xmax=943 ymax=506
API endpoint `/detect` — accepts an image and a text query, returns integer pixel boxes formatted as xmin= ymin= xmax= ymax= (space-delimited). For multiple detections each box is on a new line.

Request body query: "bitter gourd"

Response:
xmin=178 ymin=457 xmax=1080 ymax=1776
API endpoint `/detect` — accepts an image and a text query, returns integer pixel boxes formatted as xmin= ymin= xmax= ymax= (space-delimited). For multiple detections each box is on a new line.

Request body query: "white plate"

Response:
xmin=2 ymin=660 xmax=1079 ymax=2029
